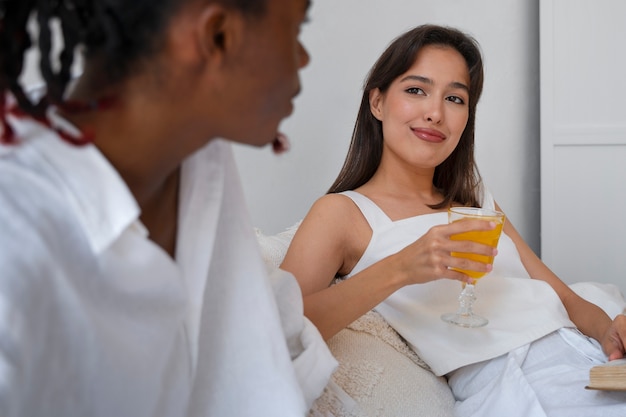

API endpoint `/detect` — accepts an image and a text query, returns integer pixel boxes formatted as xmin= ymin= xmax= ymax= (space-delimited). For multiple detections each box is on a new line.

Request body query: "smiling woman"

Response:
xmin=369 ymin=45 xmax=471 ymax=174
xmin=0 ymin=0 xmax=335 ymax=416
xmin=280 ymin=23 xmax=626 ymax=416
xmin=326 ymin=25 xmax=484 ymax=210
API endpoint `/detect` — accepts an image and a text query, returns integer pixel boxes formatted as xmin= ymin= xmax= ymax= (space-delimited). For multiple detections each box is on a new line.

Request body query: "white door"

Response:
xmin=540 ymin=0 xmax=626 ymax=295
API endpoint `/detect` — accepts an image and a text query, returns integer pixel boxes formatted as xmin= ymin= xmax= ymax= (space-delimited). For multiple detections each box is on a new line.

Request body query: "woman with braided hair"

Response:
xmin=0 ymin=1 xmax=336 ymax=416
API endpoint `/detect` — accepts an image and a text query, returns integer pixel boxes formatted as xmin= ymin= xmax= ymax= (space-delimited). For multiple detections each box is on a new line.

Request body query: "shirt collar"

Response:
xmin=8 ymin=113 xmax=143 ymax=254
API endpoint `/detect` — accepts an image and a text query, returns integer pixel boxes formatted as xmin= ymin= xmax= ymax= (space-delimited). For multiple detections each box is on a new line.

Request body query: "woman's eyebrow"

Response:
xmin=399 ymin=75 xmax=469 ymax=92
xmin=400 ymin=75 xmax=432 ymax=85
xmin=449 ymin=81 xmax=469 ymax=92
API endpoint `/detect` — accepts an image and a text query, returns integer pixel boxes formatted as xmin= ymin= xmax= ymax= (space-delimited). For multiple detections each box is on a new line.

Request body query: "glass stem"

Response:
xmin=457 ymin=283 xmax=477 ymax=316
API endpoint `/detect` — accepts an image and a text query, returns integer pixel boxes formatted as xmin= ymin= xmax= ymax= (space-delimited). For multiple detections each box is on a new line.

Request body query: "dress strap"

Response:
xmin=479 ymin=184 xmax=496 ymax=210
xmin=339 ymin=191 xmax=392 ymax=230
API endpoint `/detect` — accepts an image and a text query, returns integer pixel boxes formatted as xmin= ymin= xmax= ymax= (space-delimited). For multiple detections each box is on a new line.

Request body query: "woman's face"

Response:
xmin=370 ymin=44 xmax=470 ymax=172
xmin=215 ymin=0 xmax=311 ymax=148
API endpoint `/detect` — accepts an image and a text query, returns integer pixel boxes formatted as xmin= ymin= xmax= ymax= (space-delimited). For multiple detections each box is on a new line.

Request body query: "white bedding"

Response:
xmin=569 ymin=281 xmax=626 ymax=318
xmin=256 ymin=222 xmax=626 ymax=417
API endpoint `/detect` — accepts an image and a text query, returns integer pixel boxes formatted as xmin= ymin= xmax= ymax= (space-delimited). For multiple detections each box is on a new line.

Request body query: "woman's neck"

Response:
xmin=138 ymin=168 xmax=181 ymax=257
xmin=63 ymin=81 xmax=192 ymax=256
xmin=358 ymin=171 xmax=445 ymax=220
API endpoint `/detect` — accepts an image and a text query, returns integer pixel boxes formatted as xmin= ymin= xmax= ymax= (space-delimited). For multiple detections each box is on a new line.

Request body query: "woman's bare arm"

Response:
xmin=496 ymin=202 xmax=626 ymax=358
xmin=280 ymin=194 xmax=406 ymax=339
xmin=282 ymin=194 xmax=497 ymax=340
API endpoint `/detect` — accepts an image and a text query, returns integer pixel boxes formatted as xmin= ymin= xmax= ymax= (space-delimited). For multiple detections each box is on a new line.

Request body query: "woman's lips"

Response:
xmin=412 ymin=127 xmax=446 ymax=143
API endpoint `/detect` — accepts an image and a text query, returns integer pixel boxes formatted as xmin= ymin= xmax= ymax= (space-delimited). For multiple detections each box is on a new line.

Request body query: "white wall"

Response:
xmin=19 ymin=1 xmax=541 ymax=253
xmin=234 ymin=0 xmax=542 ymax=254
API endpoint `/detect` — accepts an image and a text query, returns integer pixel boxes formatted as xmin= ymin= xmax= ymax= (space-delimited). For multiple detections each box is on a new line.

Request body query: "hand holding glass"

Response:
xmin=441 ymin=207 xmax=505 ymax=328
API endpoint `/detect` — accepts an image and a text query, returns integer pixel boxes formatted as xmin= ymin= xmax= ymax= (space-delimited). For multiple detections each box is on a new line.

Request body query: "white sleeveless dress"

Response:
xmin=340 ymin=190 xmax=626 ymax=416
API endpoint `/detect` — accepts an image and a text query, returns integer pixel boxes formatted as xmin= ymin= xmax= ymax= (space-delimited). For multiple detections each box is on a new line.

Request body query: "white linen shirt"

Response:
xmin=0 ymin=115 xmax=334 ymax=417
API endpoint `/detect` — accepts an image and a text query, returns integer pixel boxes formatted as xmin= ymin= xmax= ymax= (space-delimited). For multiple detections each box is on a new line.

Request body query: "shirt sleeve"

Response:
xmin=266 ymin=267 xmax=337 ymax=409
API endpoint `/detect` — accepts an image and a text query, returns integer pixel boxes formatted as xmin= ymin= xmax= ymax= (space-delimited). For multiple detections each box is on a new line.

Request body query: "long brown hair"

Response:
xmin=328 ymin=24 xmax=484 ymax=208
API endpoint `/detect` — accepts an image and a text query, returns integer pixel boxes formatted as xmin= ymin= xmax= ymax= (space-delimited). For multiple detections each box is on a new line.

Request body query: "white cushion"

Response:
xmin=570 ymin=281 xmax=626 ymax=318
xmin=256 ymin=222 xmax=455 ymax=416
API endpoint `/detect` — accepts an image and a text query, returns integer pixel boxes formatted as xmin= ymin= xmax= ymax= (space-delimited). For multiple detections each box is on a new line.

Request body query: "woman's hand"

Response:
xmin=389 ymin=218 xmax=498 ymax=286
xmin=602 ymin=314 xmax=626 ymax=360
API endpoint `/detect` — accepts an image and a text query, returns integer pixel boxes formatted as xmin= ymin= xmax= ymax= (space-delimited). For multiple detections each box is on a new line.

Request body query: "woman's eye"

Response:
xmin=446 ymin=95 xmax=465 ymax=105
xmin=406 ymin=87 xmax=425 ymax=95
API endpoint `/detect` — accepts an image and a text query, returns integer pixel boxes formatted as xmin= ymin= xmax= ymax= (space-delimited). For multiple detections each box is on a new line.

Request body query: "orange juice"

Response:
xmin=448 ymin=208 xmax=505 ymax=279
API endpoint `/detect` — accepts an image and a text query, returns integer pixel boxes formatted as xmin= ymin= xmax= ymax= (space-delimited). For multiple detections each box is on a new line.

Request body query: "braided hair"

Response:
xmin=0 ymin=0 xmax=266 ymax=145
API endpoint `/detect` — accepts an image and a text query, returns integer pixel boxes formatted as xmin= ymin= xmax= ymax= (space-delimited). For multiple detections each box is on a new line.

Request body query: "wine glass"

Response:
xmin=441 ymin=207 xmax=505 ymax=328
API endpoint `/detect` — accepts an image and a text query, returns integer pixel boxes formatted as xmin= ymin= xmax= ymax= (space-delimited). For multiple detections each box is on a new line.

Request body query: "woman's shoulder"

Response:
xmin=309 ymin=192 xmax=364 ymax=220
xmin=288 ymin=192 xmax=373 ymax=279
xmin=296 ymin=193 xmax=370 ymax=244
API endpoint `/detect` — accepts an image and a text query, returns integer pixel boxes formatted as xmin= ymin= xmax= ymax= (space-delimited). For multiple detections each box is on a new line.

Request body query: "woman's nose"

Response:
xmin=424 ymin=98 xmax=443 ymax=124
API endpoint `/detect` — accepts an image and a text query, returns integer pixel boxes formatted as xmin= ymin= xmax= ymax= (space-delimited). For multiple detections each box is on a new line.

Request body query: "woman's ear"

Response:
xmin=369 ymin=88 xmax=383 ymax=121
xmin=164 ymin=4 xmax=243 ymax=71
xmin=194 ymin=5 xmax=244 ymax=62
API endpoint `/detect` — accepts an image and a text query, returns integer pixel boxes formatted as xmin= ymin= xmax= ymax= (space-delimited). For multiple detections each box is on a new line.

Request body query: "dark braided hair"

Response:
xmin=0 ymin=0 xmax=266 ymax=145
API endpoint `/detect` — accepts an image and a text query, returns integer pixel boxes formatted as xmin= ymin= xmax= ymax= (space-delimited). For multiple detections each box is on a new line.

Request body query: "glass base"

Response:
xmin=441 ymin=312 xmax=488 ymax=328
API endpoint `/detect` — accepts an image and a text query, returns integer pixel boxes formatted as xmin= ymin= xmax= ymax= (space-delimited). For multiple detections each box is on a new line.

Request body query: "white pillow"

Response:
xmin=570 ymin=281 xmax=626 ymax=319
xmin=255 ymin=221 xmax=301 ymax=270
